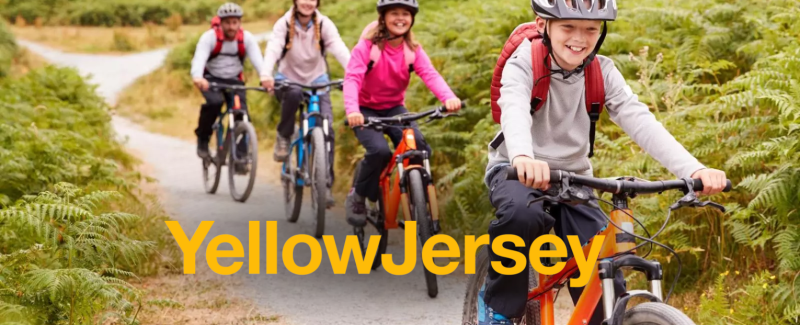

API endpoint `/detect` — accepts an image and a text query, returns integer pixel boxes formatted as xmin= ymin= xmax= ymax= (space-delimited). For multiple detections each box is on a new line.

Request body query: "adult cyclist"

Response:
xmin=260 ymin=0 xmax=351 ymax=208
xmin=191 ymin=2 xmax=265 ymax=170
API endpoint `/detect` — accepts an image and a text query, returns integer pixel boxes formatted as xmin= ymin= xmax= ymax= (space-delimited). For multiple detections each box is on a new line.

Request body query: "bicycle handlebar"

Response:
xmin=344 ymin=101 xmax=467 ymax=128
xmin=503 ymin=166 xmax=732 ymax=195
xmin=274 ymin=79 xmax=344 ymax=91
xmin=208 ymin=82 xmax=267 ymax=92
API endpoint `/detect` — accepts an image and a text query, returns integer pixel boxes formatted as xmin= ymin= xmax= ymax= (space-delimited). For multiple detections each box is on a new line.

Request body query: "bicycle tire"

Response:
xmin=408 ymin=169 xmax=438 ymax=298
xmin=203 ymin=127 xmax=222 ymax=194
xmin=309 ymin=127 xmax=327 ymax=238
xmin=283 ymin=138 xmax=303 ymax=222
xmin=622 ymin=302 xmax=697 ymax=325
xmin=461 ymin=246 xmax=542 ymax=325
xmin=228 ymin=122 xmax=258 ymax=202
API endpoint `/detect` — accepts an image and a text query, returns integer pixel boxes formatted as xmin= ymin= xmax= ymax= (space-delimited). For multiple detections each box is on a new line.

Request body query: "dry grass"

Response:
xmin=9 ymin=47 xmax=48 ymax=76
xmin=132 ymin=268 xmax=287 ymax=325
xmin=10 ymin=20 xmax=274 ymax=54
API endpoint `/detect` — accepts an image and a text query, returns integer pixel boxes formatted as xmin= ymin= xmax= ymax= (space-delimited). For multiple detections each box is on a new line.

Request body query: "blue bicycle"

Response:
xmin=275 ymin=79 xmax=343 ymax=238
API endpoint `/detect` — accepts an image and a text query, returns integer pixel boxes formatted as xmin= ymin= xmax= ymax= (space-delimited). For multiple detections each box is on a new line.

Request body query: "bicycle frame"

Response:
xmin=212 ymin=91 xmax=250 ymax=162
xmin=527 ymin=191 xmax=659 ymax=325
xmin=373 ymin=127 xmax=439 ymax=231
xmin=280 ymin=89 xmax=329 ymax=187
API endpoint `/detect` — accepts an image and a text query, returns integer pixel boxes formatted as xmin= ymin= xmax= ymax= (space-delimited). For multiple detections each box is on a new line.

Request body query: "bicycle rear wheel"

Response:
xmin=228 ymin=121 xmax=258 ymax=202
xmin=408 ymin=169 xmax=438 ymax=298
xmin=202 ymin=125 xmax=222 ymax=194
xmin=309 ymin=127 xmax=327 ymax=238
xmin=461 ymin=246 xmax=541 ymax=325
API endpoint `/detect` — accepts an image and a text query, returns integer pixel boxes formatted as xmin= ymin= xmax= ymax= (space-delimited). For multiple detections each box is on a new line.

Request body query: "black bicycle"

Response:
xmin=202 ymin=82 xmax=266 ymax=203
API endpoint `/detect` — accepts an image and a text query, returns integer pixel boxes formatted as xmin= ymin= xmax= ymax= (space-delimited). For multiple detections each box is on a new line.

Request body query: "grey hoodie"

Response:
xmin=485 ymin=38 xmax=705 ymax=186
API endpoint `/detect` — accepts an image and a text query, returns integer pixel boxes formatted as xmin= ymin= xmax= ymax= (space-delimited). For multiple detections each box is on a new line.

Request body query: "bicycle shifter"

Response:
xmin=669 ymin=188 xmax=726 ymax=212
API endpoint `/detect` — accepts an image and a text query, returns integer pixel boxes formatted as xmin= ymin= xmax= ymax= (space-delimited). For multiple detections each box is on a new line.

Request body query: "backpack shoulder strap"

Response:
xmin=236 ymin=29 xmax=246 ymax=61
xmin=584 ymin=57 xmax=605 ymax=158
xmin=367 ymin=42 xmax=381 ymax=74
xmin=403 ymin=42 xmax=416 ymax=73
xmin=530 ymin=37 xmax=551 ymax=115
xmin=210 ymin=26 xmax=225 ymax=60
xmin=319 ymin=18 xmax=326 ymax=57
xmin=280 ymin=20 xmax=291 ymax=60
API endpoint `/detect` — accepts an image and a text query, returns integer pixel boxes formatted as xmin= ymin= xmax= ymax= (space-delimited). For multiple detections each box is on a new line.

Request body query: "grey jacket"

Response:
xmin=485 ymin=38 xmax=705 ymax=186
xmin=191 ymin=29 xmax=264 ymax=80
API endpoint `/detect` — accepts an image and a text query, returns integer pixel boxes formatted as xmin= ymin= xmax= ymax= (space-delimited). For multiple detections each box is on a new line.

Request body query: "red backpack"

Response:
xmin=490 ymin=23 xmax=605 ymax=158
xmin=207 ymin=16 xmax=246 ymax=81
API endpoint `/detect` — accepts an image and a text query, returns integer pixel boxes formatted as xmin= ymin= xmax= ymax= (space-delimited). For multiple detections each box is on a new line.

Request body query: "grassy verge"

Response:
xmin=9 ymin=19 xmax=275 ymax=54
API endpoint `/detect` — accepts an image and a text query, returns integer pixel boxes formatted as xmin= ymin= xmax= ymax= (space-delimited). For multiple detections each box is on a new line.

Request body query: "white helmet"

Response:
xmin=531 ymin=0 xmax=617 ymax=21
xmin=376 ymin=0 xmax=419 ymax=15
xmin=218 ymin=2 xmax=244 ymax=19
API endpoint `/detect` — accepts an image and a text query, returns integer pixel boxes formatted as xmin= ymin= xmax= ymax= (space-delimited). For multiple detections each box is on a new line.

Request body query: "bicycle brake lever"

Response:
xmin=669 ymin=191 xmax=726 ymax=212
xmin=696 ymin=200 xmax=726 ymax=212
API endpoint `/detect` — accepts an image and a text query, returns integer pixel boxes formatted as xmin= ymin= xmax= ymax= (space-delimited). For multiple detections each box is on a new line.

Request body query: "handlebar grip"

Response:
xmin=503 ymin=166 xmax=560 ymax=182
xmin=693 ymin=179 xmax=733 ymax=192
xmin=439 ymin=100 xmax=468 ymax=112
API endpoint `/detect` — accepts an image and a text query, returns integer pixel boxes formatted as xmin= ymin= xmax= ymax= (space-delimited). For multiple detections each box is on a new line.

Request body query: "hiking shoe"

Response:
xmin=273 ymin=135 xmax=290 ymax=162
xmin=197 ymin=138 xmax=210 ymax=159
xmin=478 ymin=280 xmax=513 ymax=325
xmin=326 ymin=188 xmax=335 ymax=209
xmin=345 ymin=188 xmax=367 ymax=227
xmin=234 ymin=161 xmax=250 ymax=175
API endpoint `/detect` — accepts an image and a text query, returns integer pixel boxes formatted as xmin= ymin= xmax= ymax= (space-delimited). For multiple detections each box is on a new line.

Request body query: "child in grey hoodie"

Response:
xmin=477 ymin=0 xmax=728 ymax=324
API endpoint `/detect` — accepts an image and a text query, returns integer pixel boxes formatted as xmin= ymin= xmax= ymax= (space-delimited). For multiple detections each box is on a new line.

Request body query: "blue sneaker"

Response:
xmin=478 ymin=281 xmax=513 ymax=325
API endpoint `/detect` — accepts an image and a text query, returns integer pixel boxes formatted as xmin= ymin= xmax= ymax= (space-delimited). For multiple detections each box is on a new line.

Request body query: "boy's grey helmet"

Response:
xmin=531 ymin=0 xmax=617 ymax=21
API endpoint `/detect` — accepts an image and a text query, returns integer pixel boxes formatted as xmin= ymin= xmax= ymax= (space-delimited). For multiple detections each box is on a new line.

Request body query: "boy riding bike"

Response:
xmin=191 ymin=3 xmax=265 ymax=164
xmin=479 ymin=0 xmax=728 ymax=324
xmin=342 ymin=0 xmax=462 ymax=226
xmin=261 ymin=0 xmax=351 ymax=207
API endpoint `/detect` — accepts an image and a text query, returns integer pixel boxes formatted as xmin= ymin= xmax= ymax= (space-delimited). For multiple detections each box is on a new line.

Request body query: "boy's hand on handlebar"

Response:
xmin=444 ymin=98 xmax=462 ymax=112
xmin=691 ymin=168 xmax=728 ymax=196
xmin=261 ymin=78 xmax=275 ymax=94
xmin=193 ymin=78 xmax=209 ymax=92
xmin=511 ymin=155 xmax=550 ymax=190
xmin=347 ymin=112 xmax=365 ymax=127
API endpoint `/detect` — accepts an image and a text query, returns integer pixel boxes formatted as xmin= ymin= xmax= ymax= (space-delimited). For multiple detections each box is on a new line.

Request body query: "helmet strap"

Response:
xmin=542 ymin=21 xmax=608 ymax=79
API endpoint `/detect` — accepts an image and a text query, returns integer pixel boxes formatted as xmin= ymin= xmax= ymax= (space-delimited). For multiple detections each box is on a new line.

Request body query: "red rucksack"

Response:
xmin=207 ymin=16 xmax=246 ymax=81
xmin=490 ymin=23 xmax=606 ymax=157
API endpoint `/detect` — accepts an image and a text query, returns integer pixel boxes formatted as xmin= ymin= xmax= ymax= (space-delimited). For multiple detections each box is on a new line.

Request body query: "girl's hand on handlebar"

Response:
xmin=261 ymin=78 xmax=275 ymax=94
xmin=691 ymin=168 xmax=728 ymax=196
xmin=193 ymin=78 xmax=209 ymax=92
xmin=444 ymin=98 xmax=462 ymax=112
xmin=347 ymin=112 xmax=365 ymax=127
xmin=511 ymin=155 xmax=551 ymax=190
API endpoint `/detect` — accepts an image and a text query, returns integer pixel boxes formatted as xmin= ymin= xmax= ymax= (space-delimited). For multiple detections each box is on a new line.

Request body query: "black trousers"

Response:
xmin=352 ymin=106 xmax=431 ymax=202
xmin=195 ymin=76 xmax=248 ymax=143
xmin=275 ymin=85 xmax=335 ymax=187
xmin=484 ymin=166 xmax=626 ymax=324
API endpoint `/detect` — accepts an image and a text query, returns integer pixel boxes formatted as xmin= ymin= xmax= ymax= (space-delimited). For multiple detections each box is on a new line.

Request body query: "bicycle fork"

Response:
xmin=599 ymin=193 xmax=665 ymax=325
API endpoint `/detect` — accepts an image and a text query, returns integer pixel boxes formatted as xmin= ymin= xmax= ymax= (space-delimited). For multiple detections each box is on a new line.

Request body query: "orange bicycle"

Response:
xmin=345 ymin=102 xmax=464 ymax=298
xmin=462 ymin=166 xmax=732 ymax=325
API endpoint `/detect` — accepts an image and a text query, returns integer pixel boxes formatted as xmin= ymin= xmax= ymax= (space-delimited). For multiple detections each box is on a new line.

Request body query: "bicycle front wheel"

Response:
xmin=283 ymin=135 xmax=303 ymax=222
xmin=461 ymin=246 xmax=542 ymax=325
xmin=228 ymin=121 xmax=258 ymax=202
xmin=408 ymin=169 xmax=438 ymax=298
xmin=309 ymin=127 xmax=327 ymax=238
xmin=623 ymin=302 xmax=696 ymax=325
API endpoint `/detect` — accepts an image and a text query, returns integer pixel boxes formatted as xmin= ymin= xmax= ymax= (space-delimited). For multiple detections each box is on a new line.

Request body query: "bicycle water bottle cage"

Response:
xmin=669 ymin=178 xmax=726 ymax=212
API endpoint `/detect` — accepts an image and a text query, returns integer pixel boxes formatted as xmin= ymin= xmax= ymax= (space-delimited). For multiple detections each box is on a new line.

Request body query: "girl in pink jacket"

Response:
xmin=343 ymin=0 xmax=462 ymax=227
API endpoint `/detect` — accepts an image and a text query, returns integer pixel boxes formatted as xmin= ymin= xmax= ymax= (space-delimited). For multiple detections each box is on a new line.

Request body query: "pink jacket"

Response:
xmin=343 ymin=39 xmax=457 ymax=116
